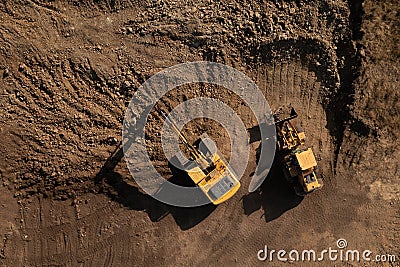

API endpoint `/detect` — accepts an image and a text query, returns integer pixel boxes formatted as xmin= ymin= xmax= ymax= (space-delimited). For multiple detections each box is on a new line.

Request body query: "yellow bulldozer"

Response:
xmin=274 ymin=107 xmax=323 ymax=196
xmin=162 ymin=112 xmax=241 ymax=205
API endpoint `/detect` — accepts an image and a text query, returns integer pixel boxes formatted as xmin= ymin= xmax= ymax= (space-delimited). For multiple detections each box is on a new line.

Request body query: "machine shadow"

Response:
xmin=94 ymin=144 xmax=216 ymax=231
xmin=243 ymin=125 xmax=304 ymax=222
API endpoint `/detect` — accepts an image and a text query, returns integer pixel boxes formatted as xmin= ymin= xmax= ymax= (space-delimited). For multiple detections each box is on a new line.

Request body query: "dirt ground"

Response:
xmin=0 ymin=0 xmax=399 ymax=266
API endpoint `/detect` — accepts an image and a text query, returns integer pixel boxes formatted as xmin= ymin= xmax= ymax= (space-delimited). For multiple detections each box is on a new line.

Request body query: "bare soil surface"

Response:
xmin=0 ymin=0 xmax=399 ymax=266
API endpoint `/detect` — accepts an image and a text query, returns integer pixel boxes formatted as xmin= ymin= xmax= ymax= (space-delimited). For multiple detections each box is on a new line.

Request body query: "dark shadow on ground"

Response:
xmin=243 ymin=159 xmax=304 ymax=222
xmin=94 ymin=143 xmax=216 ymax=230
xmin=247 ymin=124 xmax=261 ymax=144
xmin=243 ymin=126 xmax=303 ymax=222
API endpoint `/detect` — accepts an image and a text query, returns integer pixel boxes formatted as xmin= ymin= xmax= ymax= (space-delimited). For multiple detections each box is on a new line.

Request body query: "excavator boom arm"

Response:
xmin=161 ymin=112 xmax=207 ymax=163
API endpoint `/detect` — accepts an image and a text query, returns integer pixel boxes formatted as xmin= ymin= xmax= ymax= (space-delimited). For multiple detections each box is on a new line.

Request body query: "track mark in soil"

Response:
xmin=2 ymin=195 xmax=157 ymax=266
xmin=256 ymin=38 xmax=337 ymax=180
xmin=269 ymin=62 xmax=332 ymax=176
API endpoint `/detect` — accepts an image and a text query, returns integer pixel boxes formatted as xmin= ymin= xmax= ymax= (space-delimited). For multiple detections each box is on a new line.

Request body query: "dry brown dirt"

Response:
xmin=0 ymin=0 xmax=399 ymax=266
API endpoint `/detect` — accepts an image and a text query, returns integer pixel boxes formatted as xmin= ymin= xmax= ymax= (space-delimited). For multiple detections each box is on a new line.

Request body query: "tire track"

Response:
xmin=12 ymin=196 xmax=156 ymax=266
xmin=201 ymin=55 xmax=338 ymax=265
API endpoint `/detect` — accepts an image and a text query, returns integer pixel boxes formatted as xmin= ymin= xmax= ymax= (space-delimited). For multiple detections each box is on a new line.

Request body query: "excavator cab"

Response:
xmin=163 ymin=112 xmax=240 ymax=205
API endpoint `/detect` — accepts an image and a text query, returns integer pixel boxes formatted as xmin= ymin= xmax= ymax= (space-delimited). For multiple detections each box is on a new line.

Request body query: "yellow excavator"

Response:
xmin=274 ymin=107 xmax=323 ymax=196
xmin=162 ymin=112 xmax=241 ymax=205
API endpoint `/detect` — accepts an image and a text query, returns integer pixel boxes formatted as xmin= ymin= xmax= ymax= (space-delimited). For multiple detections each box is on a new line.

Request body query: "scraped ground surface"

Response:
xmin=0 ymin=0 xmax=399 ymax=266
